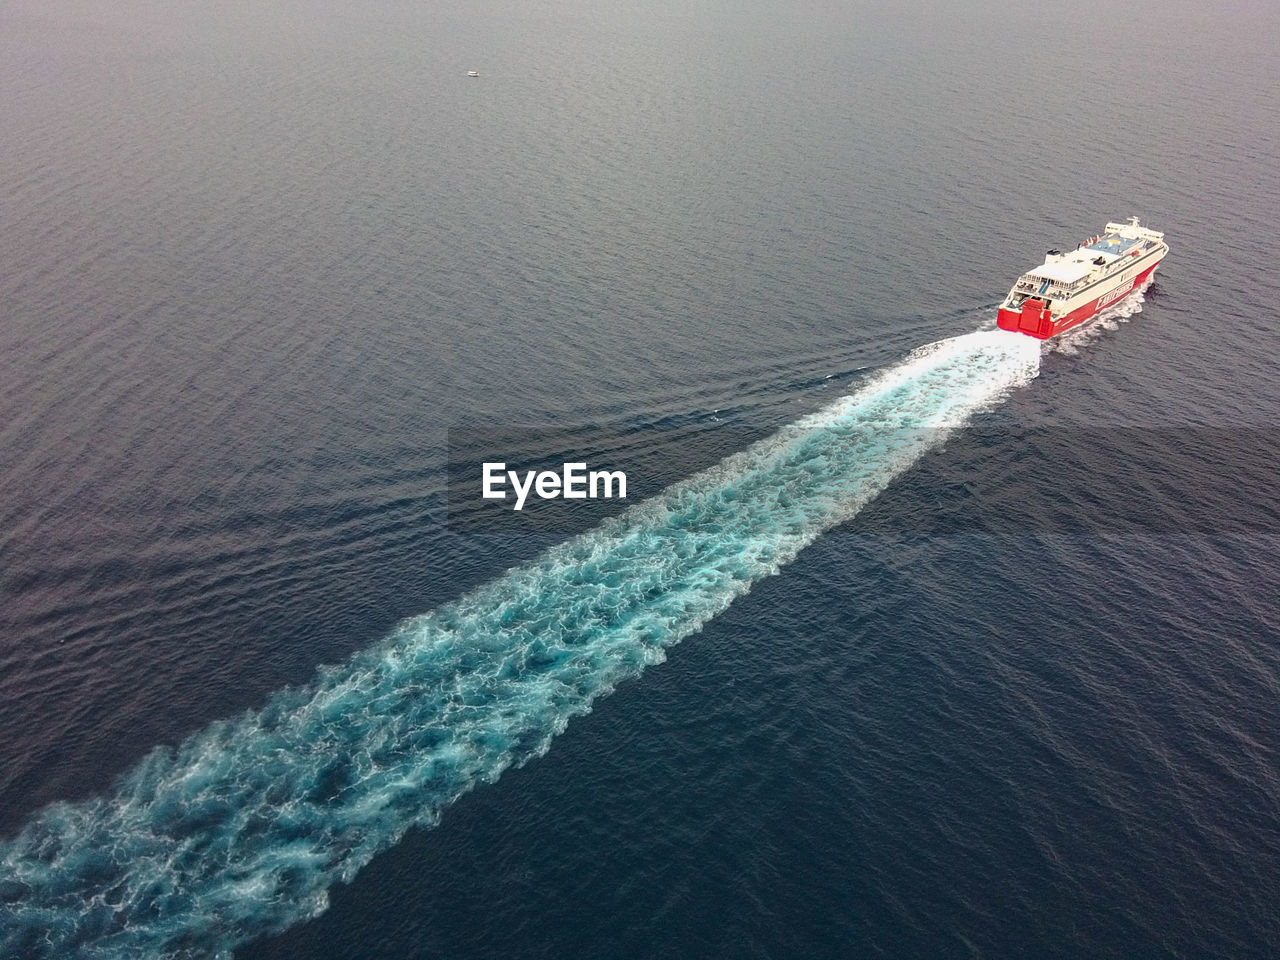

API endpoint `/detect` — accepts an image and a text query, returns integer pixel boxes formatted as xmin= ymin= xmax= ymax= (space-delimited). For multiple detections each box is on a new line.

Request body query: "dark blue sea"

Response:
xmin=2 ymin=0 xmax=1278 ymax=957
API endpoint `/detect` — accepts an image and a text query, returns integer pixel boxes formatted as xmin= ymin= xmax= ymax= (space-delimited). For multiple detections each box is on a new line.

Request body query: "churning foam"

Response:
xmin=0 ymin=330 xmax=1041 ymax=960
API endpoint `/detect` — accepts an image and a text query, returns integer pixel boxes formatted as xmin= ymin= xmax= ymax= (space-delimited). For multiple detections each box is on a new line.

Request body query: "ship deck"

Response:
xmin=1085 ymin=234 xmax=1141 ymax=255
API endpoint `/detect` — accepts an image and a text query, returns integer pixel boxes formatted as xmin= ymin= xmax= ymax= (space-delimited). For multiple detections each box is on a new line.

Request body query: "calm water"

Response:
xmin=2 ymin=0 xmax=1278 ymax=957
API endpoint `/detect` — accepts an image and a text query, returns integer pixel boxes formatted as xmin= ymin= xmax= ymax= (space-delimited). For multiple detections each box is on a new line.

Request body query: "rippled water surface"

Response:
xmin=2 ymin=0 xmax=1278 ymax=957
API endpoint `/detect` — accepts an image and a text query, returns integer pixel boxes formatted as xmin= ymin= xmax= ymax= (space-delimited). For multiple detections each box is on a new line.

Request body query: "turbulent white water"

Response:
xmin=0 ymin=330 xmax=1041 ymax=960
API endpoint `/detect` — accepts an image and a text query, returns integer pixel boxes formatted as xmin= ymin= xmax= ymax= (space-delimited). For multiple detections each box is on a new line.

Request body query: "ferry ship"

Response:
xmin=997 ymin=217 xmax=1168 ymax=339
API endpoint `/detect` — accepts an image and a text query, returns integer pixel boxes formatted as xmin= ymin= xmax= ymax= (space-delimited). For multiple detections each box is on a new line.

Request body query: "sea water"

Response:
xmin=2 ymin=0 xmax=1278 ymax=957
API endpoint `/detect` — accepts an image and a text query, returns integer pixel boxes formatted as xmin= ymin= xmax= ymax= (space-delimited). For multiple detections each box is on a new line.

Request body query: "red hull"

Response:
xmin=998 ymin=260 xmax=1161 ymax=339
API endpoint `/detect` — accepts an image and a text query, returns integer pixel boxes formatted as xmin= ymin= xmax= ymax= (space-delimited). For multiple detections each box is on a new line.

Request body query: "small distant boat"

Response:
xmin=467 ymin=70 xmax=479 ymax=77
